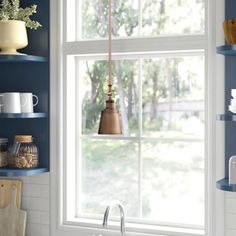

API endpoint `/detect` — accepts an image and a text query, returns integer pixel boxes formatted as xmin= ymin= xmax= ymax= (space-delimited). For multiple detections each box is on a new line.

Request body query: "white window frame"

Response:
xmin=50 ymin=0 xmax=225 ymax=236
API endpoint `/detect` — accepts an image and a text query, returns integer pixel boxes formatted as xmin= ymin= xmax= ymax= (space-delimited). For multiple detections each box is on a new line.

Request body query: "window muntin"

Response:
xmin=67 ymin=0 xmax=205 ymax=41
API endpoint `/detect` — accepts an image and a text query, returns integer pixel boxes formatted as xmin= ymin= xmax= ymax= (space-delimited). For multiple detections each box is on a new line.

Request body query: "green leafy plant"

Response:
xmin=0 ymin=0 xmax=41 ymax=29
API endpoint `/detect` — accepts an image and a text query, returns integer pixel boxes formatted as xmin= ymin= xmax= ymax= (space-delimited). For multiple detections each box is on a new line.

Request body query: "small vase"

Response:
xmin=0 ymin=20 xmax=28 ymax=55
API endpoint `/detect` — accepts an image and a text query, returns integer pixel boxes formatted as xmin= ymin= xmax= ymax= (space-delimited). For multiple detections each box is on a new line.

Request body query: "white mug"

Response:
xmin=20 ymin=93 xmax=38 ymax=113
xmin=0 ymin=92 xmax=26 ymax=113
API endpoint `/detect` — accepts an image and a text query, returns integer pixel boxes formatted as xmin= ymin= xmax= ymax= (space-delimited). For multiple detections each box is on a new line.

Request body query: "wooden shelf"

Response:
xmin=217 ymin=45 xmax=236 ymax=56
xmin=0 ymin=167 xmax=49 ymax=177
xmin=0 ymin=113 xmax=47 ymax=119
xmin=216 ymin=114 xmax=236 ymax=121
xmin=216 ymin=178 xmax=236 ymax=192
xmin=0 ymin=55 xmax=47 ymax=63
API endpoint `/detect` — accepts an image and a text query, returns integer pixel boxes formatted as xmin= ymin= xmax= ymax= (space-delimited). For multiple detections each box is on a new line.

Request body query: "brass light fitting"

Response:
xmin=98 ymin=0 xmax=122 ymax=135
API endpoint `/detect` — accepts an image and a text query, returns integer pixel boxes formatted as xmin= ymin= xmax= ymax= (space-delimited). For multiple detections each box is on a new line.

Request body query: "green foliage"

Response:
xmin=0 ymin=0 xmax=41 ymax=29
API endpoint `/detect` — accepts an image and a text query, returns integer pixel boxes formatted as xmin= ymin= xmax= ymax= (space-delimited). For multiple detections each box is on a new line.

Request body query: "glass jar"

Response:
xmin=0 ymin=138 xmax=8 ymax=167
xmin=9 ymin=135 xmax=39 ymax=168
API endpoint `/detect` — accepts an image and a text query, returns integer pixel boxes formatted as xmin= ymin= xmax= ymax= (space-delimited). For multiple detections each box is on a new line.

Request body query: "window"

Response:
xmin=55 ymin=0 xmax=214 ymax=235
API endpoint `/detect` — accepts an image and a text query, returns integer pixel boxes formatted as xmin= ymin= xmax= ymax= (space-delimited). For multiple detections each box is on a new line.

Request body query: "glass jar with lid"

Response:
xmin=9 ymin=135 xmax=39 ymax=168
xmin=0 ymin=138 xmax=8 ymax=167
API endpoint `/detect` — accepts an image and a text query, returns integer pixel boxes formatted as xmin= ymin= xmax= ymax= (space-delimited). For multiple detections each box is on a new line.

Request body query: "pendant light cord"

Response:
xmin=108 ymin=0 xmax=112 ymax=100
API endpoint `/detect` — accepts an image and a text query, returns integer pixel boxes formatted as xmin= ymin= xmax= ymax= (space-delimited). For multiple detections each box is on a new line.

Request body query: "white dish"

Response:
xmin=231 ymin=99 xmax=236 ymax=106
xmin=231 ymin=89 xmax=236 ymax=98
xmin=229 ymin=108 xmax=236 ymax=114
xmin=229 ymin=105 xmax=236 ymax=109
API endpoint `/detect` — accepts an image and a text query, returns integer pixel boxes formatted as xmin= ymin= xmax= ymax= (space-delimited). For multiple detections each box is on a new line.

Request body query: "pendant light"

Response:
xmin=98 ymin=0 xmax=122 ymax=135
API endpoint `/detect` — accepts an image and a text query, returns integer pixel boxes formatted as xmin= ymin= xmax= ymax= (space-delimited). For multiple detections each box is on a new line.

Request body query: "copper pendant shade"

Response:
xmin=98 ymin=0 xmax=122 ymax=134
xmin=98 ymin=99 xmax=122 ymax=134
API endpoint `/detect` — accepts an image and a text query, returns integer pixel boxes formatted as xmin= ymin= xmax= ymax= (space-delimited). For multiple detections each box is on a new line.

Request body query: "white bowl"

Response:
xmin=231 ymin=89 xmax=236 ymax=98
xmin=230 ymin=99 xmax=236 ymax=106
xmin=229 ymin=106 xmax=236 ymax=114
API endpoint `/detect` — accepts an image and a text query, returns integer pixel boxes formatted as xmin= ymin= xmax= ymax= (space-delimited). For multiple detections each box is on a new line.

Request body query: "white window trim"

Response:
xmin=50 ymin=0 xmax=225 ymax=235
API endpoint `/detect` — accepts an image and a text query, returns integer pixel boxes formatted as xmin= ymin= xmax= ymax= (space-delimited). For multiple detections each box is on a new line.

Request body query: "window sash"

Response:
xmin=64 ymin=52 xmax=206 ymax=230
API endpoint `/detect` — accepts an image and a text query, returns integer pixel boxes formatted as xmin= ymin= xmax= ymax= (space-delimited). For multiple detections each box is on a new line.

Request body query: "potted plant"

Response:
xmin=0 ymin=0 xmax=41 ymax=55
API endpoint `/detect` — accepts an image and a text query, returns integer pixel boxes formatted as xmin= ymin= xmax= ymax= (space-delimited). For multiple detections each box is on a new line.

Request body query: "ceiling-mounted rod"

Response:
xmin=108 ymin=0 xmax=112 ymax=99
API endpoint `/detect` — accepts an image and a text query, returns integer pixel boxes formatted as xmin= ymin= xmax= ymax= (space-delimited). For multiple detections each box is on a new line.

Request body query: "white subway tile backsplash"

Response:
xmin=225 ymin=213 xmax=236 ymax=229
xmin=41 ymin=225 xmax=50 ymax=236
xmin=27 ymin=210 xmax=41 ymax=224
xmin=26 ymin=173 xmax=50 ymax=185
xmin=40 ymin=211 xmax=50 ymax=225
xmin=22 ymin=183 xmax=49 ymax=199
xmin=40 ymin=184 xmax=50 ymax=198
xmin=22 ymin=184 xmax=41 ymax=198
xmin=19 ymin=174 xmax=50 ymax=236
xmin=26 ymin=223 xmax=49 ymax=236
xmin=26 ymin=210 xmax=49 ymax=225
xmin=226 ymin=198 xmax=236 ymax=213
xmin=22 ymin=197 xmax=49 ymax=212
xmin=225 ymin=192 xmax=236 ymax=199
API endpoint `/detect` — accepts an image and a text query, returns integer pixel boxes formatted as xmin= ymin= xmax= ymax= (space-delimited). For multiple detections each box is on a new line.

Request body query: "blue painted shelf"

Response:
xmin=0 ymin=113 xmax=47 ymax=119
xmin=216 ymin=178 xmax=236 ymax=192
xmin=0 ymin=55 xmax=47 ymax=62
xmin=0 ymin=168 xmax=48 ymax=177
xmin=217 ymin=45 xmax=236 ymax=56
xmin=216 ymin=114 xmax=236 ymax=121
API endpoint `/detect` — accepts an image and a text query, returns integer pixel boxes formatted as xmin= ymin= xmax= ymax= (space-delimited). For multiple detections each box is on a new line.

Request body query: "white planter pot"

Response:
xmin=0 ymin=20 xmax=28 ymax=55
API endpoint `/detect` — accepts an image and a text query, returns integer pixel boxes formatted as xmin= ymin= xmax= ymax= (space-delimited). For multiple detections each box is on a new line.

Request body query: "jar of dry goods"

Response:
xmin=9 ymin=135 xmax=38 ymax=168
xmin=0 ymin=138 xmax=8 ymax=167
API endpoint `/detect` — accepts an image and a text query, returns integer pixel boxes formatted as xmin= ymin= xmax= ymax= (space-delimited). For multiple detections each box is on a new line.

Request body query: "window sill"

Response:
xmin=63 ymin=218 xmax=204 ymax=236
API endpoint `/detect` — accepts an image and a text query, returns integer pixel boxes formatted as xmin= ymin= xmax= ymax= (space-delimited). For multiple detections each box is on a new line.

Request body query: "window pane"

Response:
xmin=142 ymin=56 xmax=204 ymax=139
xmin=73 ymin=0 xmax=205 ymax=40
xmin=142 ymin=0 xmax=205 ymax=36
xmin=79 ymin=139 xmax=139 ymax=217
xmin=79 ymin=60 xmax=139 ymax=136
xmin=81 ymin=0 xmax=139 ymax=39
xmin=142 ymin=141 xmax=204 ymax=226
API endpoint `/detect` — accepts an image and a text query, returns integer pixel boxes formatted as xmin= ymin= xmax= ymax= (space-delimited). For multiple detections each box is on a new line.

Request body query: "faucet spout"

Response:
xmin=102 ymin=200 xmax=125 ymax=236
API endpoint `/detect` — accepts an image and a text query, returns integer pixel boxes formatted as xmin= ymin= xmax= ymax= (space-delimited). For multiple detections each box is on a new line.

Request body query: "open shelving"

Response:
xmin=0 ymin=168 xmax=49 ymax=177
xmin=216 ymin=114 xmax=236 ymax=121
xmin=216 ymin=41 xmax=236 ymax=190
xmin=0 ymin=0 xmax=50 ymax=177
xmin=0 ymin=113 xmax=47 ymax=119
xmin=217 ymin=45 xmax=236 ymax=56
xmin=216 ymin=178 xmax=236 ymax=192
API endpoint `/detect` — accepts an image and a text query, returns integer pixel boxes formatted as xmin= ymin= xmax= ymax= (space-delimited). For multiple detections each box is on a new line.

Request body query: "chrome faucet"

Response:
xmin=102 ymin=200 xmax=126 ymax=236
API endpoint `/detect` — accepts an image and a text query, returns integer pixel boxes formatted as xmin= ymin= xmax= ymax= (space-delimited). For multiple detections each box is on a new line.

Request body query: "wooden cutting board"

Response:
xmin=0 ymin=186 xmax=27 ymax=236
xmin=0 ymin=179 xmax=22 ymax=208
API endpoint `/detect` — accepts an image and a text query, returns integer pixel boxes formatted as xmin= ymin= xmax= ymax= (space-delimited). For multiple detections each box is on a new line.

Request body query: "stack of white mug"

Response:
xmin=229 ymin=89 xmax=236 ymax=114
xmin=0 ymin=92 xmax=38 ymax=113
